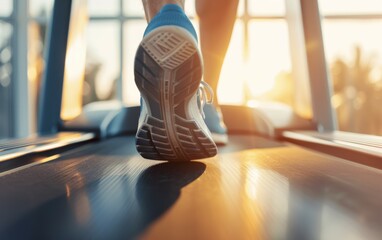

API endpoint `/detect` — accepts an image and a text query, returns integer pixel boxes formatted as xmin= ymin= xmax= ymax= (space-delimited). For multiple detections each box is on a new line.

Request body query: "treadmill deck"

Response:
xmin=0 ymin=135 xmax=381 ymax=240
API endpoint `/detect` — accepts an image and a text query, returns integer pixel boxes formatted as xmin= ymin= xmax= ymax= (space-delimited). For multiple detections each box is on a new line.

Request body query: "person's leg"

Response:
xmin=195 ymin=0 xmax=238 ymax=145
xmin=135 ymin=1 xmax=217 ymax=161
xmin=196 ymin=0 xmax=239 ymax=105
xmin=142 ymin=0 xmax=185 ymax=22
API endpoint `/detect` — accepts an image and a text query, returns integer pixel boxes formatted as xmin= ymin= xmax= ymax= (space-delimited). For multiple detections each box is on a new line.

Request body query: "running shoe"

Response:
xmin=135 ymin=4 xmax=218 ymax=161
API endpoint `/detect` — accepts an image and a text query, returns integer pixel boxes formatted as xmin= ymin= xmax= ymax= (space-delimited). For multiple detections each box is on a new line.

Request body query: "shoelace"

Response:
xmin=198 ymin=81 xmax=214 ymax=119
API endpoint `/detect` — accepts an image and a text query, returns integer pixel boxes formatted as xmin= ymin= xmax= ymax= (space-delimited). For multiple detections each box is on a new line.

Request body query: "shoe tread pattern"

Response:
xmin=135 ymin=30 xmax=217 ymax=161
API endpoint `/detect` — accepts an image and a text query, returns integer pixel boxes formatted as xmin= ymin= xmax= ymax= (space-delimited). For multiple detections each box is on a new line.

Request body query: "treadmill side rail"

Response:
xmin=283 ymin=130 xmax=382 ymax=169
xmin=0 ymin=132 xmax=95 ymax=163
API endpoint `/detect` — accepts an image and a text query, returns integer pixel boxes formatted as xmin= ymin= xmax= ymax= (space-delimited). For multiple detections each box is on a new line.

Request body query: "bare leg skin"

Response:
xmin=142 ymin=0 xmax=185 ymax=22
xmin=196 ymin=0 xmax=239 ymax=105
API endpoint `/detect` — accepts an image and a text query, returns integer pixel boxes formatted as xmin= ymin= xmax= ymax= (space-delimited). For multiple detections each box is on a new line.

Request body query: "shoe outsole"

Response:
xmin=134 ymin=27 xmax=217 ymax=161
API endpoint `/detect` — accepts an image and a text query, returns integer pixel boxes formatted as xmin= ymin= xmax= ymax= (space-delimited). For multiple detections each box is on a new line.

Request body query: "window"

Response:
xmin=3 ymin=0 xmax=380 ymax=139
xmin=16 ymin=0 xmax=382 ymax=139
xmin=26 ymin=0 xmax=303 ymax=135
xmin=319 ymin=0 xmax=382 ymax=135
xmin=13 ymin=0 xmax=306 ymax=136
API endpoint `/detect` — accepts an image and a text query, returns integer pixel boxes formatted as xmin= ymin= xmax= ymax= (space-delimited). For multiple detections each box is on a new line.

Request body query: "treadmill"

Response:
xmin=1 ymin=0 xmax=382 ymax=239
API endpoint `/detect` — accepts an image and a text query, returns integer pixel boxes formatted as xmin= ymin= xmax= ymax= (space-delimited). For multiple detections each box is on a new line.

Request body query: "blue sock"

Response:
xmin=143 ymin=4 xmax=198 ymax=41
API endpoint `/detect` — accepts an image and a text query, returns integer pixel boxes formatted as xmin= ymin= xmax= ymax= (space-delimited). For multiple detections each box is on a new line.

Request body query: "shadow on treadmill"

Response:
xmin=2 ymin=162 xmax=206 ymax=240
xmin=136 ymin=162 xmax=206 ymax=222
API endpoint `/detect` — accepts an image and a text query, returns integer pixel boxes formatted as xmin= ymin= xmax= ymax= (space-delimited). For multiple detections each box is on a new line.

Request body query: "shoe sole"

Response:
xmin=134 ymin=26 xmax=217 ymax=161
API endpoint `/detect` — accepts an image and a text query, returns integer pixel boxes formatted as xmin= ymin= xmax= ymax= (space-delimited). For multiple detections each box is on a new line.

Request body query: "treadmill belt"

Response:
xmin=0 ymin=135 xmax=381 ymax=240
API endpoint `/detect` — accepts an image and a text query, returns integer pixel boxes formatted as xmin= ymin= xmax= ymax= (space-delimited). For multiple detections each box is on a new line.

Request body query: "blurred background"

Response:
xmin=1 ymin=0 xmax=382 ymax=140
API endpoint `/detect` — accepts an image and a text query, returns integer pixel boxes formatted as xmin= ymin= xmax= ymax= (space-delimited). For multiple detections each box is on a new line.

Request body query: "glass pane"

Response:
xmin=0 ymin=21 xmax=13 ymax=139
xmin=124 ymin=0 xmax=144 ymax=16
xmin=219 ymin=20 xmax=297 ymax=113
xmin=247 ymin=20 xmax=292 ymax=98
xmin=29 ymin=0 xmax=53 ymax=19
xmin=322 ymin=20 xmax=382 ymax=135
xmin=249 ymin=0 xmax=285 ymax=16
xmin=319 ymin=0 xmax=382 ymax=15
xmin=0 ymin=0 xmax=13 ymax=16
xmin=88 ymin=0 xmax=119 ymax=16
xmin=218 ymin=20 xmax=245 ymax=104
xmin=82 ymin=21 xmax=120 ymax=107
